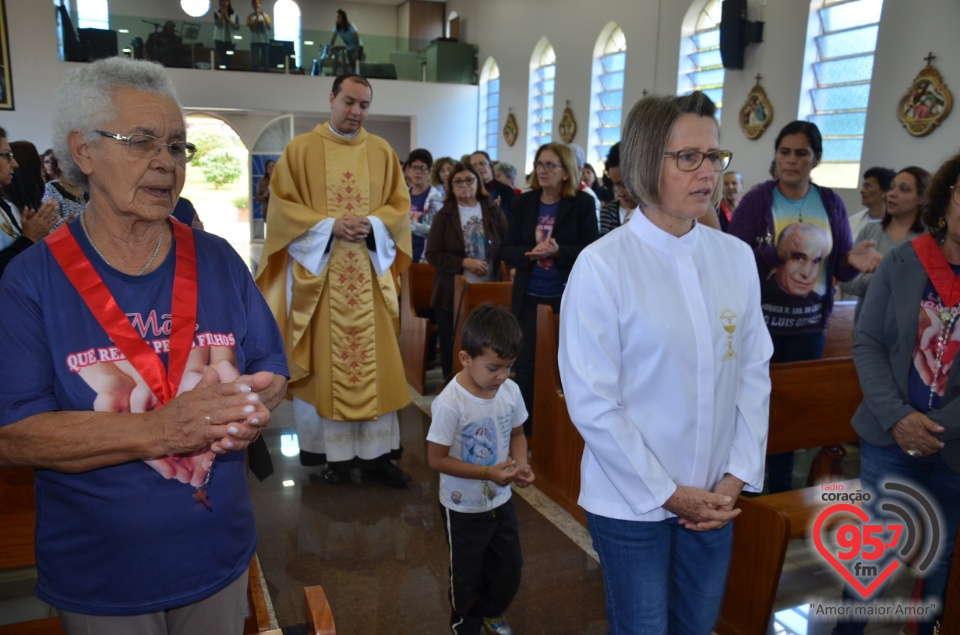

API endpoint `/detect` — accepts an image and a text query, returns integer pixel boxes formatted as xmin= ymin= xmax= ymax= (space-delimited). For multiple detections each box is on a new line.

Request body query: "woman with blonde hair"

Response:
xmin=502 ymin=142 xmax=598 ymax=436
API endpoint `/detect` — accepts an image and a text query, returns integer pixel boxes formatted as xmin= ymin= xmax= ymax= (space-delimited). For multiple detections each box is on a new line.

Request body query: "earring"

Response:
xmin=939 ymin=217 xmax=946 ymax=229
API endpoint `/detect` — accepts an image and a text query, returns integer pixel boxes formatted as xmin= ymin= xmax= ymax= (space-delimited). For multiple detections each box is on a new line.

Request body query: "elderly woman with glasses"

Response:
xmin=425 ymin=161 xmax=508 ymax=381
xmin=0 ymin=57 xmax=288 ymax=634
xmin=501 ymin=142 xmax=599 ymax=436
xmin=559 ymin=92 xmax=773 ymax=635
xmin=729 ymin=120 xmax=882 ymax=493
xmin=831 ymin=152 xmax=960 ymax=635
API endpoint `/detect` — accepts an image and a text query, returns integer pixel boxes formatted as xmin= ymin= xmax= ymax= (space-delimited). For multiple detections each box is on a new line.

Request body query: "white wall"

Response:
xmin=3 ymin=0 xmax=958 ymax=204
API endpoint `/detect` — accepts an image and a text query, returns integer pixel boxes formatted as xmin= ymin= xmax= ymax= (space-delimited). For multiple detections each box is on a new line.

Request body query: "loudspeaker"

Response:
xmin=719 ymin=0 xmax=747 ymax=70
xmin=78 ymin=28 xmax=118 ymax=62
xmin=360 ymin=62 xmax=398 ymax=80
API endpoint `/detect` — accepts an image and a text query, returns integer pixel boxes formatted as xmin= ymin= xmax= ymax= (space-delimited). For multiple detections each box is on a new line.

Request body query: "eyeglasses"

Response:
xmin=95 ymin=130 xmax=197 ymax=164
xmin=535 ymin=161 xmax=563 ymax=171
xmin=663 ymin=150 xmax=732 ymax=172
xmin=0 ymin=151 xmax=14 ymax=162
xmin=452 ymin=177 xmax=477 ymax=187
xmin=407 ymin=165 xmax=429 ymax=173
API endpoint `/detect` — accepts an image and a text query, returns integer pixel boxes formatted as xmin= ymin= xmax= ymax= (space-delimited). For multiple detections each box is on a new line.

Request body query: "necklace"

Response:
xmin=81 ymin=210 xmax=163 ymax=275
xmin=926 ymin=300 xmax=958 ymax=409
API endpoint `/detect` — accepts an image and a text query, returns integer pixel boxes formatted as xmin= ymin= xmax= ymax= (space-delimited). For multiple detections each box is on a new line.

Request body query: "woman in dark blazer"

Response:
xmin=835 ymin=151 xmax=960 ymax=635
xmin=425 ymin=161 xmax=509 ymax=382
xmin=502 ymin=142 xmax=599 ymax=435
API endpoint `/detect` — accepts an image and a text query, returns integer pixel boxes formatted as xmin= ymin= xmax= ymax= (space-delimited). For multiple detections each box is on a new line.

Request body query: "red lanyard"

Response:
xmin=913 ymin=233 xmax=960 ymax=307
xmin=47 ymin=220 xmax=198 ymax=404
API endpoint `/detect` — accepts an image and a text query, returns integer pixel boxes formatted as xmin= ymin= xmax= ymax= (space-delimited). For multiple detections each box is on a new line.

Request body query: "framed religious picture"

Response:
xmin=503 ymin=110 xmax=518 ymax=147
xmin=738 ymin=77 xmax=773 ymax=141
xmin=897 ymin=54 xmax=952 ymax=137
xmin=0 ymin=0 xmax=12 ymax=111
xmin=558 ymin=101 xmax=577 ymax=144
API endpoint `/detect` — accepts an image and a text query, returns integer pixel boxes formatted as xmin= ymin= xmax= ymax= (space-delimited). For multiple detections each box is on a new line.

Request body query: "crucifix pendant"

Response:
xmin=193 ymin=488 xmax=211 ymax=509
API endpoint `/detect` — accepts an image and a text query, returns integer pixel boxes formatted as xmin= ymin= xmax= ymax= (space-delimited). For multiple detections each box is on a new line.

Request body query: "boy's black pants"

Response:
xmin=440 ymin=498 xmax=523 ymax=635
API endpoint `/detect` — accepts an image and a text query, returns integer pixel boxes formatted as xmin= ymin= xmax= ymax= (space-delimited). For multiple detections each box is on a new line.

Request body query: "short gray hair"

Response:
xmin=620 ymin=91 xmax=720 ymax=210
xmin=494 ymin=161 xmax=517 ymax=181
xmin=52 ymin=57 xmax=180 ymax=188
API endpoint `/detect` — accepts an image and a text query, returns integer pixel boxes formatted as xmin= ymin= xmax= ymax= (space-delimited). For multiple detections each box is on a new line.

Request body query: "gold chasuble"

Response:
xmin=256 ymin=123 xmax=412 ymax=422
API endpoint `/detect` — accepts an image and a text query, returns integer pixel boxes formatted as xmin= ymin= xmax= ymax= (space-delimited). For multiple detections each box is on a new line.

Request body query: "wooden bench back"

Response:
xmin=823 ymin=300 xmax=856 ymax=359
xmin=528 ymin=304 xmax=586 ymax=523
xmin=449 ymin=275 xmax=513 ymax=375
xmin=400 ymin=263 xmax=436 ymax=394
xmin=766 ymin=356 xmax=862 ymax=455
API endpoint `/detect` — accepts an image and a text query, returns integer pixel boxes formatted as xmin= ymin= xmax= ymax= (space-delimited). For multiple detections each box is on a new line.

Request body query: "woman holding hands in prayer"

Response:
xmin=0 ymin=57 xmax=288 ymax=634
xmin=559 ymin=92 xmax=773 ymax=635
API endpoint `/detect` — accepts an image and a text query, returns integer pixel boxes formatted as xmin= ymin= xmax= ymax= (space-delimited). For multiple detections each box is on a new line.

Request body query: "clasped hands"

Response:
xmin=524 ymin=237 xmax=558 ymax=261
xmin=485 ymin=459 xmax=535 ymax=488
xmin=333 ymin=216 xmax=371 ymax=244
xmin=663 ymin=474 xmax=744 ymax=531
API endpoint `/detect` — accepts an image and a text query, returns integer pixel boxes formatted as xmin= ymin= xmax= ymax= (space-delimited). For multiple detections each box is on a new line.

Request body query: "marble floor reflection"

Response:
xmin=250 ymin=399 xmax=609 ymax=634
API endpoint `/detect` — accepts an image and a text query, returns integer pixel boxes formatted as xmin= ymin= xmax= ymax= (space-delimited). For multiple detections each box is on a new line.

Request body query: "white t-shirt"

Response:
xmin=427 ymin=377 xmax=527 ymax=513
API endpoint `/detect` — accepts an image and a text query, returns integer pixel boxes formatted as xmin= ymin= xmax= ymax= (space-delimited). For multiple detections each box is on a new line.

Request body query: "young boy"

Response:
xmin=427 ymin=303 xmax=534 ymax=635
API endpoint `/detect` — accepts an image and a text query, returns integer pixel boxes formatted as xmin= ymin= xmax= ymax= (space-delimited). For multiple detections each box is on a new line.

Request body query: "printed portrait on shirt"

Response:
xmin=761 ymin=220 xmax=833 ymax=332
xmin=460 ymin=418 xmax=498 ymax=467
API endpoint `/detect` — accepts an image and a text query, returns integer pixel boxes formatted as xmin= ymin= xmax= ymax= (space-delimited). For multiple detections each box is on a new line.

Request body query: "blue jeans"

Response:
xmin=767 ymin=331 xmax=826 ymax=493
xmin=832 ymin=441 xmax=960 ymax=635
xmin=586 ymin=513 xmax=733 ymax=635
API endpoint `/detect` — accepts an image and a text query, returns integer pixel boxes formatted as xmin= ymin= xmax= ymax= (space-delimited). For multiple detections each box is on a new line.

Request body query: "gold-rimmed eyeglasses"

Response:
xmin=663 ymin=150 xmax=733 ymax=172
xmin=95 ymin=130 xmax=197 ymax=164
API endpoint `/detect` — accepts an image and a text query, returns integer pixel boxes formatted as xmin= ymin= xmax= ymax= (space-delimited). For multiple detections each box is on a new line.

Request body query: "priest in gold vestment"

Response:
xmin=256 ymin=74 xmax=414 ymax=487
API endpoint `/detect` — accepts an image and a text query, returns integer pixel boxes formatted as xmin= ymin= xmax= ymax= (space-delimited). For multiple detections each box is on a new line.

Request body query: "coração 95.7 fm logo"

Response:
xmin=812 ymin=480 xmax=943 ymax=599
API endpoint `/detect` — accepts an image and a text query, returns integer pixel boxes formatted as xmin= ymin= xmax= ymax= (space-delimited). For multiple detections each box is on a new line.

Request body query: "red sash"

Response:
xmin=912 ymin=233 xmax=960 ymax=307
xmin=47 ymin=220 xmax=198 ymax=404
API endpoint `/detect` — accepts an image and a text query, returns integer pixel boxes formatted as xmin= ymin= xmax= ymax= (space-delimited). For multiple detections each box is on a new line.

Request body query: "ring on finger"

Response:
xmin=907 ymin=449 xmax=920 ymax=458
xmin=205 ymin=416 xmax=212 ymax=424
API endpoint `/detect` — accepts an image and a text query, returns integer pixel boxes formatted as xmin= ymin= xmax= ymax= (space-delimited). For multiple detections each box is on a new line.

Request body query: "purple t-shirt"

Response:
xmin=0 ymin=219 xmax=288 ymax=615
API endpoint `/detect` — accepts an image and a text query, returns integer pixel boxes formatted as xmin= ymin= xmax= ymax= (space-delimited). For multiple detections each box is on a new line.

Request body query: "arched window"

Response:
xmin=589 ymin=24 xmax=626 ymax=166
xmin=679 ymin=0 xmax=724 ymax=120
xmin=527 ymin=40 xmax=556 ymax=171
xmin=273 ymin=0 xmax=301 ymax=70
xmin=65 ymin=0 xmax=109 ymax=30
xmin=479 ymin=59 xmax=501 ymax=160
xmin=804 ymin=0 xmax=884 ymax=188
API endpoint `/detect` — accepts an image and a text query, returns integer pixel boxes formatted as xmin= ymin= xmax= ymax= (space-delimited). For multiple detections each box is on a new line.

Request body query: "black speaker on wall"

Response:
xmin=719 ymin=0 xmax=748 ymax=70
xmin=720 ymin=0 xmax=763 ymax=70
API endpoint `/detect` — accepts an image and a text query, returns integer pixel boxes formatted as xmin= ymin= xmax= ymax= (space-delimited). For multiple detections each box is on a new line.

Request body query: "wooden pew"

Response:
xmin=528 ymin=304 xmax=585 ymax=524
xmin=0 ymin=467 xmax=276 ymax=634
xmin=304 ymin=585 xmax=337 ymax=634
xmin=400 ymin=262 xmax=437 ymax=394
xmin=716 ymin=357 xmax=863 ymax=635
xmin=823 ymin=300 xmax=856 ymax=359
xmin=449 ymin=274 xmax=513 ymax=376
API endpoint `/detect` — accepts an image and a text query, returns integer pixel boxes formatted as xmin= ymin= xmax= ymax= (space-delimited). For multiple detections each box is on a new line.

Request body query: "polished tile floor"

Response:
xmin=251 ymin=399 xmax=609 ymax=634
xmin=0 ymin=396 xmax=919 ymax=635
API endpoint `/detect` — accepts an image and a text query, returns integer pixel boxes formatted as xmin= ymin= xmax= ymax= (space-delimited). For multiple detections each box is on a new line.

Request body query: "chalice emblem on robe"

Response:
xmin=720 ymin=309 xmax=738 ymax=361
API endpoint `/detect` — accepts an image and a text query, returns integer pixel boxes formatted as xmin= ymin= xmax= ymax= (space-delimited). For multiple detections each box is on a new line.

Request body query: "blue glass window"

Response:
xmin=480 ymin=63 xmax=500 ymax=160
xmin=807 ymin=0 xmax=884 ymax=171
xmin=683 ymin=0 xmax=724 ymax=122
